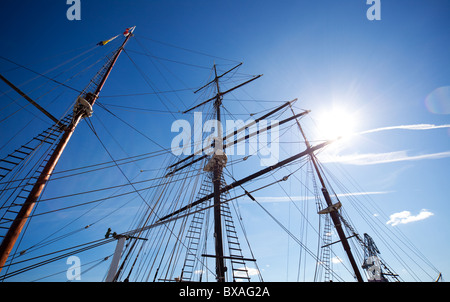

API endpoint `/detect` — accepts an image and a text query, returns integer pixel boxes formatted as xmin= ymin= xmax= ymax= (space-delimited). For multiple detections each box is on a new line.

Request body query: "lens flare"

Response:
xmin=425 ymin=86 xmax=450 ymax=115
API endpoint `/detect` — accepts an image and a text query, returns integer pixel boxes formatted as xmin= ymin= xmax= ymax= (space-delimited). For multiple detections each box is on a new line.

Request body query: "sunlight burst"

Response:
xmin=316 ymin=107 xmax=357 ymax=141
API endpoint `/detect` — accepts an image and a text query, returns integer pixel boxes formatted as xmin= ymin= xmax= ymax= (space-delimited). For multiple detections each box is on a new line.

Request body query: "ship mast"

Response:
xmin=0 ymin=27 xmax=135 ymax=272
xmin=289 ymin=105 xmax=364 ymax=282
xmin=212 ymin=64 xmax=226 ymax=282
xmin=159 ymin=64 xmax=335 ymax=282
xmin=181 ymin=63 xmax=260 ymax=282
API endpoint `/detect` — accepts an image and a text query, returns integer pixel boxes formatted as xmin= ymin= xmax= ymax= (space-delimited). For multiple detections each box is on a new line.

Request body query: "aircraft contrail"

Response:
xmin=358 ymin=123 xmax=450 ymax=135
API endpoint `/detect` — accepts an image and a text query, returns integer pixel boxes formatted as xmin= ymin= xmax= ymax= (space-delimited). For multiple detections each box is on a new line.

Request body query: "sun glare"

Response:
xmin=316 ymin=107 xmax=357 ymax=141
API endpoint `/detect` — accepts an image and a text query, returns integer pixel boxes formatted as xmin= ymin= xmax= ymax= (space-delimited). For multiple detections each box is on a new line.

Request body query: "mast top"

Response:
xmin=123 ymin=26 xmax=136 ymax=36
xmin=183 ymin=63 xmax=262 ymax=114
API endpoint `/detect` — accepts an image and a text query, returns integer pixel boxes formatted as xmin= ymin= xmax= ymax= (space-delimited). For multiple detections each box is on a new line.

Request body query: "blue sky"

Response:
xmin=0 ymin=1 xmax=449 ymax=282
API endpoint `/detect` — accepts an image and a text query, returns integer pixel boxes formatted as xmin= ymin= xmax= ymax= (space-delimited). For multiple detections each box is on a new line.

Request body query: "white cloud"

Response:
xmin=331 ymin=256 xmax=343 ymax=264
xmin=386 ymin=209 xmax=434 ymax=226
xmin=321 ymin=150 xmax=450 ymax=165
xmin=234 ymin=266 xmax=260 ymax=278
xmin=246 ymin=267 xmax=260 ymax=276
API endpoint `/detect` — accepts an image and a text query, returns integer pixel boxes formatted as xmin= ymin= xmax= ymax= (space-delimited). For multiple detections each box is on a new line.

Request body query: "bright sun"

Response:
xmin=316 ymin=107 xmax=357 ymax=141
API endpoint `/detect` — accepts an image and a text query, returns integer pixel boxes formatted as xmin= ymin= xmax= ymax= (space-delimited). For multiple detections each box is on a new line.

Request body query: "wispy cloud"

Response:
xmin=358 ymin=124 xmax=450 ymax=135
xmin=331 ymin=256 xmax=343 ymax=264
xmin=321 ymin=150 xmax=450 ymax=165
xmin=319 ymin=123 xmax=450 ymax=165
xmin=234 ymin=267 xmax=260 ymax=278
xmin=254 ymin=191 xmax=390 ymax=203
xmin=386 ymin=209 xmax=434 ymax=226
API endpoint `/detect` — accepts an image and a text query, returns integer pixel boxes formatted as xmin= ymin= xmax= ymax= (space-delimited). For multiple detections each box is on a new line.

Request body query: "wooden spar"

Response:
xmin=211 ymin=64 xmax=226 ymax=282
xmin=193 ymin=62 xmax=242 ymax=94
xmin=211 ymin=64 xmax=229 ymax=281
xmin=168 ymin=98 xmax=299 ymax=170
xmin=176 ymin=63 xmax=261 ymax=281
xmin=165 ymin=109 xmax=310 ymax=177
xmin=182 ymin=74 xmax=262 ymax=114
xmin=91 ymin=29 xmax=134 ymax=105
xmin=112 ymin=140 xmax=332 ymax=240
xmin=193 ymin=64 xmax=263 ymax=282
xmin=158 ymin=139 xmax=334 ymax=222
xmin=0 ymin=73 xmax=65 ymax=128
xmin=288 ymin=105 xmax=364 ymax=282
xmin=0 ymin=29 xmax=134 ymax=272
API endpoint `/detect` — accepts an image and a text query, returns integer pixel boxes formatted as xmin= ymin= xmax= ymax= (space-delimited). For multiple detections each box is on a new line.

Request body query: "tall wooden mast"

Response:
xmin=212 ymin=64 xmax=226 ymax=282
xmin=289 ymin=105 xmax=364 ymax=282
xmin=179 ymin=63 xmax=260 ymax=282
xmin=0 ymin=27 xmax=135 ymax=272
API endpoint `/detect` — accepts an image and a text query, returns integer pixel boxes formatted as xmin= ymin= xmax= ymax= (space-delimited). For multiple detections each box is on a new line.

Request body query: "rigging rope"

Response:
xmin=134 ymin=34 xmax=241 ymax=64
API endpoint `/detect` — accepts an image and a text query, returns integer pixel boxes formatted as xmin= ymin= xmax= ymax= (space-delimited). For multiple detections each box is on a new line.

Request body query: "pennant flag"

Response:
xmin=97 ymin=35 xmax=119 ymax=46
xmin=123 ymin=26 xmax=136 ymax=36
